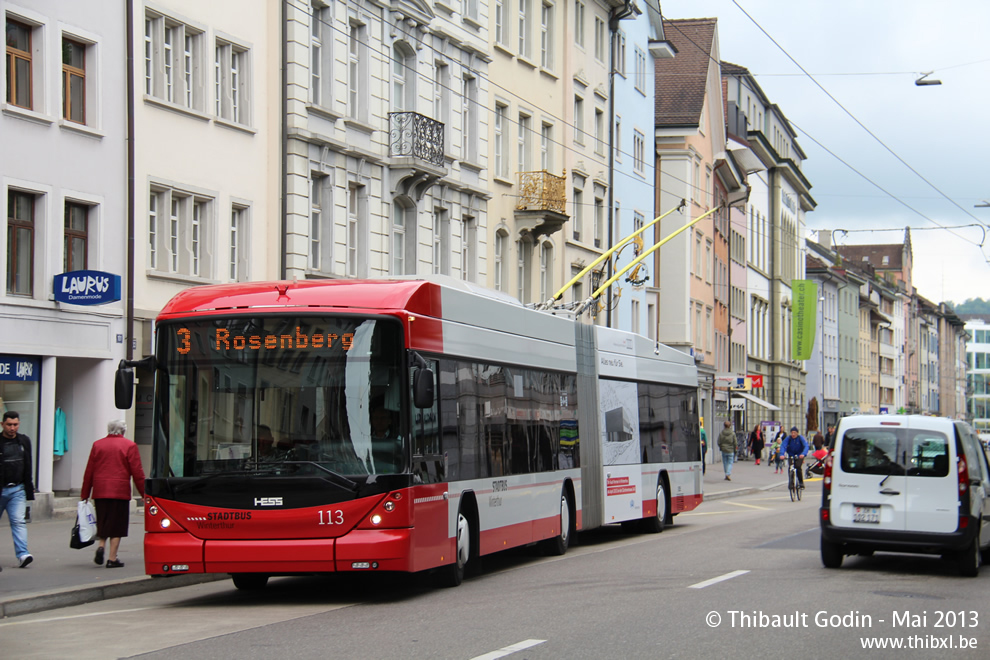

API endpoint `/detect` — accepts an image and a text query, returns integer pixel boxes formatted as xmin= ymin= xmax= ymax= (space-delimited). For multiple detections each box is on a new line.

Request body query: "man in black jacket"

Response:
xmin=1 ymin=411 xmax=35 ymax=569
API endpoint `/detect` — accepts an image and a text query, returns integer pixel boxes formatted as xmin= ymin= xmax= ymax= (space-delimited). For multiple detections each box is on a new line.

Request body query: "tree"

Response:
xmin=806 ymin=397 xmax=819 ymax=433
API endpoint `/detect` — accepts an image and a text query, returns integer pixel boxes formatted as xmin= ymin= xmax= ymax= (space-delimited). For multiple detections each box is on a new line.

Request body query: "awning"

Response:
xmin=731 ymin=391 xmax=781 ymax=411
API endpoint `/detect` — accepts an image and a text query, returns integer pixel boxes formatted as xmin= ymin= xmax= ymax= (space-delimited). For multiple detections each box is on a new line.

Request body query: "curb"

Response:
xmin=0 ymin=573 xmax=229 ymax=619
xmin=704 ymin=480 xmax=788 ymax=502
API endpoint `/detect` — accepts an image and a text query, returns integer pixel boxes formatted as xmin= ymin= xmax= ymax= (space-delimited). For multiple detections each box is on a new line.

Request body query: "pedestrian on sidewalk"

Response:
xmin=81 ymin=420 xmax=146 ymax=569
xmin=1 ymin=411 xmax=35 ymax=569
xmin=717 ymin=420 xmax=737 ymax=481
xmin=699 ymin=425 xmax=707 ymax=474
xmin=748 ymin=425 xmax=765 ymax=465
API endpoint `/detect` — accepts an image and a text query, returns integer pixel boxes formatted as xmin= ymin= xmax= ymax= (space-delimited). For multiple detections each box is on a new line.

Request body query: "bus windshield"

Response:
xmin=153 ymin=315 xmax=406 ymax=480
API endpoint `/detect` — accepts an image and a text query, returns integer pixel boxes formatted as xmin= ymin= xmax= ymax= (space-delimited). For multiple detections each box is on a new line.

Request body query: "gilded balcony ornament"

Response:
xmin=516 ymin=170 xmax=567 ymax=213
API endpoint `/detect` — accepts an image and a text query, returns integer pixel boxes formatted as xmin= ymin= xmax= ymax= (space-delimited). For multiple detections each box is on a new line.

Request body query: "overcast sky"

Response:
xmin=660 ymin=0 xmax=990 ymax=305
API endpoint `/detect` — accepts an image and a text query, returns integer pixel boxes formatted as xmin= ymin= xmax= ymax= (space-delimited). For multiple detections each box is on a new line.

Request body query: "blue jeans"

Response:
xmin=0 ymin=484 xmax=29 ymax=559
xmin=721 ymin=451 xmax=735 ymax=477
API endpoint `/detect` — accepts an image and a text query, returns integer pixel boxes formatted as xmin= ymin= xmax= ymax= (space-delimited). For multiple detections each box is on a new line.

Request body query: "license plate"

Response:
xmin=853 ymin=505 xmax=880 ymax=524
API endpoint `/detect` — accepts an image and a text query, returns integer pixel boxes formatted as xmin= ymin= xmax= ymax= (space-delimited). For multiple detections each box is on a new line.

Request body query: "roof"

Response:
xmin=655 ymin=18 xmax=717 ymax=127
xmin=837 ymin=244 xmax=903 ymax=271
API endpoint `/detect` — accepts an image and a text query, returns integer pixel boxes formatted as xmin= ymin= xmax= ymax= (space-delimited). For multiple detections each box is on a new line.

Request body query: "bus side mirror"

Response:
xmin=413 ymin=368 xmax=435 ymax=409
xmin=115 ymin=362 xmax=134 ymax=410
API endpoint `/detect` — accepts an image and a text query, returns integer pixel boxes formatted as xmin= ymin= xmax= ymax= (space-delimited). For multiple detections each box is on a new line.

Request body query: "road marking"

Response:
xmin=0 ymin=606 xmax=157 ymax=627
xmin=470 ymin=639 xmax=546 ymax=660
xmin=726 ymin=501 xmax=770 ymax=511
xmin=688 ymin=570 xmax=749 ymax=589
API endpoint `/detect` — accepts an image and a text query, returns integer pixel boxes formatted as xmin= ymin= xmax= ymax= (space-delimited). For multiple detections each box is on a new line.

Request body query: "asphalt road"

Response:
xmin=3 ymin=481 xmax=988 ymax=660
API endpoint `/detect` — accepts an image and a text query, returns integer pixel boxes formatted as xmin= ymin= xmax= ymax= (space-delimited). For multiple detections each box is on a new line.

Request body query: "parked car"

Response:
xmin=820 ymin=415 xmax=990 ymax=576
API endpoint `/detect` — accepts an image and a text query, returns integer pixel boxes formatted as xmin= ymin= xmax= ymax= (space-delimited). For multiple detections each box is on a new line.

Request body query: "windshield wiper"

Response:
xmin=172 ymin=467 xmax=280 ymax=493
xmin=280 ymin=461 xmax=360 ymax=493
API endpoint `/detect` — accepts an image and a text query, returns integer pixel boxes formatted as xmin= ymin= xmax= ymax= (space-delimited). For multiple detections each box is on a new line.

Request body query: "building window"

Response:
xmin=215 ymin=39 xmax=249 ymax=124
xmin=593 ymin=17 xmax=605 ymax=63
xmin=347 ymin=184 xmax=363 ymax=277
xmin=574 ymin=0 xmax=585 ymax=48
xmin=6 ymin=18 xmax=33 ymax=109
xmin=518 ymin=113 xmax=531 ymax=171
xmin=518 ymin=0 xmax=530 ymax=58
xmin=461 ymin=73 xmax=477 ymax=162
xmin=230 ymin=205 xmax=247 ymax=281
xmin=391 ymin=42 xmax=415 ymax=112
xmin=573 ymin=95 xmax=584 ymax=145
xmin=632 ymin=130 xmax=645 ymax=173
xmin=460 ymin=215 xmax=475 ymax=281
xmin=149 ymin=187 xmax=214 ymax=278
xmin=634 ymin=47 xmax=646 ymax=94
xmin=613 ymin=29 xmax=626 ymax=77
xmin=631 ymin=299 xmax=640 ymax=335
xmin=572 ymin=188 xmax=583 ymax=241
xmin=463 ymin=0 xmax=479 ymax=22
xmin=433 ymin=207 xmax=449 ymax=275
xmin=540 ymin=1 xmax=554 ymax=70
xmin=494 ymin=0 xmax=506 ymax=46
xmin=310 ymin=176 xmax=324 ymax=271
xmin=540 ymin=122 xmax=553 ymax=171
xmin=145 ymin=12 xmax=204 ymax=110
xmin=7 ymin=190 xmax=34 ymax=296
xmin=614 ymin=116 xmax=621 ymax=162
xmin=310 ymin=2 xmax=333 ymax=107
xmin=594 ymin=107 xmax=604 ymax=155
xmin=348 ymin=22 xmax=368 ymax=120
xmin=494 ymin=229 xmax=506 ymax=291
xmin=62 ymin=38 xmax=86 ymax=123
xmin=494 ymin=103 xmax=509 ymax=178
xmin=594 ymin=196 xmax=604 ymax=248
xmin=64 ymin=202 xmax=88 ymax=272
xmin=540 ymin=242 xmax=552 ymax=301
xmin=392 ymin=200 xmax=412 ymax=276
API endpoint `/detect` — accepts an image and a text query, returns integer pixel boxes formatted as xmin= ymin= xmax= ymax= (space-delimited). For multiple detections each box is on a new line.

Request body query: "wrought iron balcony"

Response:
xmin=388 ymin=112 xmax=444 ymax=166
xmin=516 ymin=170 xmax=566 ymax=213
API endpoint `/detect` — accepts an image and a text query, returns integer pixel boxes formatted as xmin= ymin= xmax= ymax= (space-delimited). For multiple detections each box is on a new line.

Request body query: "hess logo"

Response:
xmin=254 ymin=497 xmax=283 ymax=507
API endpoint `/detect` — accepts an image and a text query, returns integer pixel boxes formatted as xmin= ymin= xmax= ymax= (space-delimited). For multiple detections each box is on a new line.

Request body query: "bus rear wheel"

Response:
xmin=232 ymin=574 xmax=269 ymax=590
xmin=542 ymin=491 xmax=571 ymax=556
xmin=642 ymin=481 xmax=668 ymax=534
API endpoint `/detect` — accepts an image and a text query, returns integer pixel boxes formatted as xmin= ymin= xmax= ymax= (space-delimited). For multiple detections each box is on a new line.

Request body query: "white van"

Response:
xmin=820 ymin=415 xmax=990 ymax=576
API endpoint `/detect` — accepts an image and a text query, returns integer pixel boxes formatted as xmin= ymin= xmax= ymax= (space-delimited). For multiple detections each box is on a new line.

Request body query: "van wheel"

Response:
xmin=438 ymin=510 xmax=470 ymax=587
xmin=957 ymin=537 xmax=981 ymax=578
xmin=232 ymin=574 xmax=269 ymax=590
xmin=542 ymin=491 xmax=571 ymax=556
xmin=821 ymin=538 xmax=843 ymax=569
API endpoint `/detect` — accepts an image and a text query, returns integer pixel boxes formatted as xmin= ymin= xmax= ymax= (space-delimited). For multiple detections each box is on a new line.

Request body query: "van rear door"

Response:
xmin=902 ymin=424 xmax=956 ymax=533
xmin=832 ymin=425 xmax=906 ymax=531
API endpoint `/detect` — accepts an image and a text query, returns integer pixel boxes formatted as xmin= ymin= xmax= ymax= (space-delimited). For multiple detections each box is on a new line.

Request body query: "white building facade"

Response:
xmin=2 ymin=0 xmax=128 ymax=512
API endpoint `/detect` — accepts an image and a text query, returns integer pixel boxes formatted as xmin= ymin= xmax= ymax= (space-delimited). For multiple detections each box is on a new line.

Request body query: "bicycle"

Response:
xmin=786 ymin=455 xmax=805 ymax=501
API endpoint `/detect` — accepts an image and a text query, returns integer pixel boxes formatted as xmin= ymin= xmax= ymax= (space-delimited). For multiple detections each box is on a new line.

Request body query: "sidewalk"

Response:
xmin=701 ymin=451 xmax=790 ymax=501
xmin=0 ymin=511 xmax=222 ymax=618
xmin=1 ymin=461 xmax=790 ymax=619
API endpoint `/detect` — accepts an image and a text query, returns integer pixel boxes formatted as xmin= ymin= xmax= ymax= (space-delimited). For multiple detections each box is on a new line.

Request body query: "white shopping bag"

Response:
xmin=77 ymin=500 xmax=98 ymax=542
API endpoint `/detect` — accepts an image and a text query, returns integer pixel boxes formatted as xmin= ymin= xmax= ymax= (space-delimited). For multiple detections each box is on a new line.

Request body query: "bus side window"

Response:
xmin=411 ymin=359 xmax=443 ymax=482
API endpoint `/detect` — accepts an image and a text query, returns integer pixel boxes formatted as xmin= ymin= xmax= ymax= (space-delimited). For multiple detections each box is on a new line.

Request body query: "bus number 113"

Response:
xmin=318 ymin=509 xmax=344 ymax=525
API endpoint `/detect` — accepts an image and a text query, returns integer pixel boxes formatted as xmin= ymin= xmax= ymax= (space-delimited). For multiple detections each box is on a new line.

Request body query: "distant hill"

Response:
xmin=947 ymin=298 xmax=990 ymax=314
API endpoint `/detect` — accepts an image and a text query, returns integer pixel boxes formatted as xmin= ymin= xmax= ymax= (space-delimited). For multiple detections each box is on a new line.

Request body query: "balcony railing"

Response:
xmin=388 ymin=112 xmax=444 ymax=167
xmin=516 ymin=170 xmax=566 ymax=214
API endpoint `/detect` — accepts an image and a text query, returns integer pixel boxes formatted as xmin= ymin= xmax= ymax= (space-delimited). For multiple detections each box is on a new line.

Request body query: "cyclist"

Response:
xmin=779 ymin=426 xmax=809 ymax=489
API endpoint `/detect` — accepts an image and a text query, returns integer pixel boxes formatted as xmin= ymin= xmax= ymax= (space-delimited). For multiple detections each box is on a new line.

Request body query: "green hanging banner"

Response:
xmin=791 ymin=279 xmax=818 ymax=361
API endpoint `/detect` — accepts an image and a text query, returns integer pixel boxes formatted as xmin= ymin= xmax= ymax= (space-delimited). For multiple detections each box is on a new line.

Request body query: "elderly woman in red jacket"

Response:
xmin=81 ymin=420 xmax=146 ymax=568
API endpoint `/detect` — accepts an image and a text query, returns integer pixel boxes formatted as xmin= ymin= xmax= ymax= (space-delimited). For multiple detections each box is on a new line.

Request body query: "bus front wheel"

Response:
xmin=438 ymin=510 xmax=471 ymax=588
xmin=542 ymin=491 xmax=572 ymax=556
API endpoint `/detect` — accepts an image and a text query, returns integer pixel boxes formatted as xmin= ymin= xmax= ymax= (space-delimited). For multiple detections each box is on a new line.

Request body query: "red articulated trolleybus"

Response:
xmin=115 ymin=276 xmax=702 ymax=589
